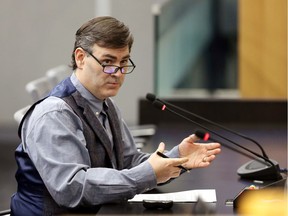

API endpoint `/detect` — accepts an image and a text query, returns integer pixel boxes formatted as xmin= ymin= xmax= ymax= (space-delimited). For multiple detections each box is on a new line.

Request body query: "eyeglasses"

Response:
xmin=82 ymin=48 xmax=136 ymax=74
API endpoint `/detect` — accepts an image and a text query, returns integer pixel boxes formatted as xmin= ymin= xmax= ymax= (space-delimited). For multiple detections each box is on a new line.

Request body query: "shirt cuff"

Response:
xmin=129 ymin=160 xmax=157 ymax=194
xmin=165 ymin=145 xmax=180 ymax=158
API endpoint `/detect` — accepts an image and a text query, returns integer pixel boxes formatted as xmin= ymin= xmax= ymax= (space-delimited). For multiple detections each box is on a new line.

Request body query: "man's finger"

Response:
xmin=188 ymin=134 xmax=200 ymax=142
xmin=156 ymin=142 xmax=165 ymax=153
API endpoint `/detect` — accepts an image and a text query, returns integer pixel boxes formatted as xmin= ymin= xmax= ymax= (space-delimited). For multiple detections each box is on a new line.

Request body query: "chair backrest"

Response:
xmin=0 ymin=209 xmax=10 ymax=215
xmin=14 ymin=105 xmax=31 ymax=125
xmin=46 ymin=65 xmax=71 ymax=86
xmin=25 ymin=76 xmax=53 ymax=102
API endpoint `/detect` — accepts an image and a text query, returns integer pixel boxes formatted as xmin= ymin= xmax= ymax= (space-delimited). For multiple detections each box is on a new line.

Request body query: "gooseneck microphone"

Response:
xmin=146 ymin=93 xmax=282 ymax=181
xmin=146 ymin=93 xmax=269 ymax=159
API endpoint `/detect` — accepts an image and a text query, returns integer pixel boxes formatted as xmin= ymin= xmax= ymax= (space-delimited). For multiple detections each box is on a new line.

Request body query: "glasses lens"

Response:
xmin=103 ymin=66 xmax=117 ymax=74
xmin=121 ymin=66 xmax=134 ymax=74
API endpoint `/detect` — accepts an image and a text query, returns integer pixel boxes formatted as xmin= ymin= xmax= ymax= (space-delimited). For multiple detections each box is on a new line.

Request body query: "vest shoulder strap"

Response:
xmin=17 ymin=97 xmax=48 ymax=138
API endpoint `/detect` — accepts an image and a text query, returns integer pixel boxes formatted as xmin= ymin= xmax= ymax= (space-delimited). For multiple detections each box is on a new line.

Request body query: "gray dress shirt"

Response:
xmin=21 ymin=73 xmax=180 ymax=207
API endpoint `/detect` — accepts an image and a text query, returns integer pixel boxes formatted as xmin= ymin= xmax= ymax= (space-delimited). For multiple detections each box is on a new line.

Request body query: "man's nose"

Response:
xmin=112 ymin=67 xmax=124 ymax=75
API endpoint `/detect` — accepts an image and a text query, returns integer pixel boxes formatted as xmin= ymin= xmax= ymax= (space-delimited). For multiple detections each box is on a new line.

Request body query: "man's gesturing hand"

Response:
xmin=179 ymin=134 xmax=221 ymax=169
xmin=148 ymin=142 xmax=188 ymax=184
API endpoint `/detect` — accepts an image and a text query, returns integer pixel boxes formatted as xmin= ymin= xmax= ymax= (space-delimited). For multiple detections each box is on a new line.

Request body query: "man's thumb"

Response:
xmin=156 ymin=142 xmax=165 ymax=153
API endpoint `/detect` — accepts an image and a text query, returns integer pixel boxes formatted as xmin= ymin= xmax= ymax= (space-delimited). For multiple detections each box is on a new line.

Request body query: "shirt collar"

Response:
xmin=70 ymin=73 xmax=108 ymax=113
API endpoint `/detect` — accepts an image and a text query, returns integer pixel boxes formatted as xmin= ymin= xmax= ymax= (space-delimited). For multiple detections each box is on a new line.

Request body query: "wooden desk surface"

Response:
xmin=96 ymin=123 xmax=287 ymax=215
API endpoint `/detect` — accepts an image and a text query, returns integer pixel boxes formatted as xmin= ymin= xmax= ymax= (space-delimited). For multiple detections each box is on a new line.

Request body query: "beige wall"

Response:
xmin=0 ymin=0 xmax=95 ymax=126
xmin=238 ymin=0 xmax=287 ymax=99
xmin=0 ymin=0 xmax=156 ymax=126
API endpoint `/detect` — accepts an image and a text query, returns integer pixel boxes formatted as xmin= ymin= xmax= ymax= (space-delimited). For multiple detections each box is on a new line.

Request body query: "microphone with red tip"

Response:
xmin=146 ymin=93 xmax=269 ymax=159
xmin=146 ymin=93 xmax=282 ymax=181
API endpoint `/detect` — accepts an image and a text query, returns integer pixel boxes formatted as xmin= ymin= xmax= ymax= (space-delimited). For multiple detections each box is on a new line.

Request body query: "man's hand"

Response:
xmin=179 ymin=134 xmax=221 ymax=169
xmin=148 ymin=142 xmax=188 ymax=184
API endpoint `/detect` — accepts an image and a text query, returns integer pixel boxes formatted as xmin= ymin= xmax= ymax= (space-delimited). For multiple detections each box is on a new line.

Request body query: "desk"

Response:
xmin=97 ymin=123 xmax=287 ymax=215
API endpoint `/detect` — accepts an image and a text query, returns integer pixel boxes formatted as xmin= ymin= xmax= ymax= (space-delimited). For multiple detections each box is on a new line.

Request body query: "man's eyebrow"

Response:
xmin=102 ymin=54 xmax=131 ymax=59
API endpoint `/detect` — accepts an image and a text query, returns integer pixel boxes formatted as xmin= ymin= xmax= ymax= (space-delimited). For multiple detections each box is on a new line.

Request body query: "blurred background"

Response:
xmin=0 ymin=0 xmax=286 ymax=211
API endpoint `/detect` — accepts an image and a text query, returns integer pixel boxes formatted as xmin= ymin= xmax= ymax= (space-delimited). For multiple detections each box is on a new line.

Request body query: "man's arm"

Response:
xmin=23 ymin=97 xmax=157 ymax=207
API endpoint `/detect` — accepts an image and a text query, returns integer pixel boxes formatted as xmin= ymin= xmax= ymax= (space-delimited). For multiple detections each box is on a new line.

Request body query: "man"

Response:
xmin=10 ymin=16 xmax=221 ymax=215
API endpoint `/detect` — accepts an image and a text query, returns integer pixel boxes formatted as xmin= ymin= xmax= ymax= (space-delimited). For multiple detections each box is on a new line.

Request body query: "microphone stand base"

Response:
xmin=237 ymin=159 xmax=282 ymax=181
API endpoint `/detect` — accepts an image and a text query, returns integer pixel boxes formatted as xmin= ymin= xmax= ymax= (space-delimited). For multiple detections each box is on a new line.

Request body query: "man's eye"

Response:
xmin=102 ymin=59 xmax=112 ymax=65
xmin=121 ymin=60 xmax=128 ymax=65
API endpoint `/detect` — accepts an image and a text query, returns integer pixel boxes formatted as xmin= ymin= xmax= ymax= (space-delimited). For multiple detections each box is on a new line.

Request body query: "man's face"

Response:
xmin=75 ymin=44 xmax=131 ymax=100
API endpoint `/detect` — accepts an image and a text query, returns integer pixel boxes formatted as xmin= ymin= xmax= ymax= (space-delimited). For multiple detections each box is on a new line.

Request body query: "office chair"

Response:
xmin=13 ymin=105 xmax=31 ymax=125
xmin=0 ymin=209 xmax=10 ymax=216
xmin=25 ymin=76 xmax=54 ymax=102
xmin=46 ymin=64 xmax=71 ymax=86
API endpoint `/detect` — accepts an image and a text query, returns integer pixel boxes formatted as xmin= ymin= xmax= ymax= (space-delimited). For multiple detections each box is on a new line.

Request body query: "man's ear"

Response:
xmin=74 ymin=48 xmax=86 ymax=69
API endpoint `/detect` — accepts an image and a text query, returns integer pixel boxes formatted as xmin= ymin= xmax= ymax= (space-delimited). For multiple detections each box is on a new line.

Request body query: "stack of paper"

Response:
xmin=128 ymin=189 xmax=217 ymax=203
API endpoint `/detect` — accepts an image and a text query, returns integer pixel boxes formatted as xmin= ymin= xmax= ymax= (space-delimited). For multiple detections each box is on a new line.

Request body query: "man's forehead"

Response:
xmin=94 ymin=45 xmax=130 ymax=59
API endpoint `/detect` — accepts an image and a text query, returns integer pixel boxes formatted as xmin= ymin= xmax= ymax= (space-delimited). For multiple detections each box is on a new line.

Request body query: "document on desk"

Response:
xmin=128 ymin=189 xmax=216 ymax=203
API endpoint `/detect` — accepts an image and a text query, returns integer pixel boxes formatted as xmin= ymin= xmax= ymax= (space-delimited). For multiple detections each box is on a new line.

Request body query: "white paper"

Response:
xmin=128 ymin=189 xmax=216 ymax=203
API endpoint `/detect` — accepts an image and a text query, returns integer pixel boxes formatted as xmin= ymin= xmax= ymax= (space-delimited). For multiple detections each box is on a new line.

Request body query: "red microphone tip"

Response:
xmin=203 ymin=133 xmax=210 ymax=141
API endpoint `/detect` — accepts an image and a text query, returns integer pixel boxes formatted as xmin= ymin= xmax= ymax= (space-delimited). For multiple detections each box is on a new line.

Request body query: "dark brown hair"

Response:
xmin=71 ymin=16 xmax=134 ymax=70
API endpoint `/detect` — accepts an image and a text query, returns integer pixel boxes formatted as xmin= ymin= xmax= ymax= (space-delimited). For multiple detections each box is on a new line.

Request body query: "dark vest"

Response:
xmin=11 ymin=77 xmax=124 ymax=216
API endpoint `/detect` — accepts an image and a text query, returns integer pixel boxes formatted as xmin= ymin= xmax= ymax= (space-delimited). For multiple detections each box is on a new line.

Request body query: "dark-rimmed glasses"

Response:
xmin=82 ymin=48 xmax=136 ymax=74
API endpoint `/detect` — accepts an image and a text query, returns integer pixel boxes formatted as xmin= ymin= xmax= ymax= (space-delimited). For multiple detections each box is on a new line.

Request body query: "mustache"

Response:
xmin=108 ymin=77 xmax=121 ymax=83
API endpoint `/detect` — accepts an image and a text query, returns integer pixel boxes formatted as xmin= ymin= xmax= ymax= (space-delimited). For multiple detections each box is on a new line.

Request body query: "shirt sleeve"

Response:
xmin=23 ymin=97 xmax=157 ymax=208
